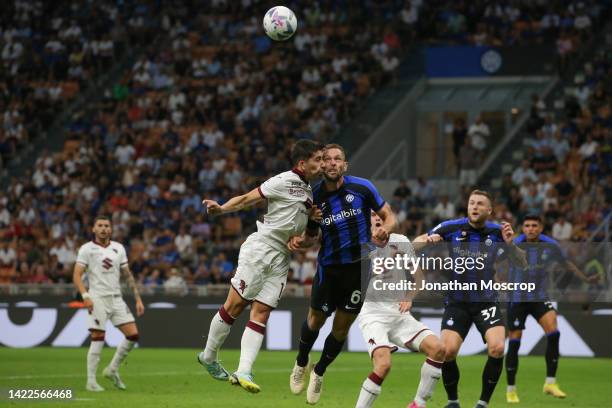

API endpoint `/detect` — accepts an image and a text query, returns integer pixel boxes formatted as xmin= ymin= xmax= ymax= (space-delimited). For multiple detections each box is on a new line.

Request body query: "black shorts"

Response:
xmin=310 ymin=262 xmax=363 ymax=316
xmin=441 ymin=301 xmax=505 ymax=341
xmin=506 ymin=301 xmax=556 ymax=331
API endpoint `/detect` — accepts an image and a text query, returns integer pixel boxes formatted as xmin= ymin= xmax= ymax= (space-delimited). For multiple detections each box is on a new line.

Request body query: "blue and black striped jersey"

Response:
xmin=507 ymin=233 xmax=566 ymax=302
xmin=313 ymin=175 xmax=385 ymax=266
xmin=429 ymin=217 xmax=505 ymax=302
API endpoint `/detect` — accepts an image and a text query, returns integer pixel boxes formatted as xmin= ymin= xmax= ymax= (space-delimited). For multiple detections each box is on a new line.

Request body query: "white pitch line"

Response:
xmin=0 ymin=365 xmax=392 ymax=381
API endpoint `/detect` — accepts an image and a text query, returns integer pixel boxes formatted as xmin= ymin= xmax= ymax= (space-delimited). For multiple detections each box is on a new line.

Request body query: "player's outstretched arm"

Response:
xmin=566 ymin=260 xmax=600 ymax=284
xmin=120 ymin=264 xmax=145 ymax=316
xmin=412 ymin=233 xmax=442 ymax=251
xmin=203 ymin=188 xmax=264 ymax=216
xmin=73 ymin=263 xmax=93 ymax=313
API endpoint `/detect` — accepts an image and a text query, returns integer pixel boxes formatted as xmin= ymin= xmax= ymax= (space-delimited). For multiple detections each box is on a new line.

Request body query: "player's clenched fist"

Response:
xmin=309 ymin=205 xmax=322 ymax=223
xmin=202 ymin=199 xmax=222 ymax=215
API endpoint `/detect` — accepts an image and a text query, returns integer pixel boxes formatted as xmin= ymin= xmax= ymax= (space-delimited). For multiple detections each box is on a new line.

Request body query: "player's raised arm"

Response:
xmin=73 ymin=262 xmax=93 ymax=313
xmin=203 ymin=187 xmax=265 ymax=216
xmin=500 ymin=221 xmax=527 ymax=268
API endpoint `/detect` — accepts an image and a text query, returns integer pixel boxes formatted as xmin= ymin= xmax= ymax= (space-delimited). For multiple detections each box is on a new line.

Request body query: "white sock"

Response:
xmin=237 ymin=320 xmax=265 ymax=374
xmin=414 ymin=358 xmax=442 ymax=406
xmin=545 ymin=377 xmax=556 ymax=384
xmin=203 ymin=308 xmax=234 ymax=363
xmin=477 ymin=400 xmax=488 ymax=407
xmin=507 ymin=385 xmax=516 ymax=392
xmin=356 ymin=376 xmax=382 ymax=408
xmin=109 ymin=338 xmax=136 ymax=371
xmin=87 ymin=340 xmax=104 ymax=382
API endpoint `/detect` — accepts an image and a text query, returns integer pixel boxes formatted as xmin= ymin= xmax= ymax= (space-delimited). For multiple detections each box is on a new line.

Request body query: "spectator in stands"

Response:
xmin=432 ymin=195 xmax=456 ymax=225
xmin=458 ymin=137 xmax=479 ymax=187
xmin=512 ymin=160 xmax=538 ymax=185
xmin=552 ymin=216 xmax=573 ymax=241
xmin=468 ymin=115 xmax=490 ymax=152
xmin=451 ymin=118 xmax=467 ymax=171
xmin=393 ymin=179 xmax=412 ymax=200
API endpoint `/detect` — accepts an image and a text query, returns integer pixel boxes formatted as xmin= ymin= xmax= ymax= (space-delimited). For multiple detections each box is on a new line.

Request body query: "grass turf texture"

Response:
xmin=0 ymin=348 xmax=610 ymax=407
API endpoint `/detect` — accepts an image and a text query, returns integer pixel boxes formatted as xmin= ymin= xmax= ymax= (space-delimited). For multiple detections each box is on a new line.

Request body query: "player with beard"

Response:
xmin=415 ymin=190 xmax=526 ymax=408
xmin=287 ymin=143 xmax=398 ymax=405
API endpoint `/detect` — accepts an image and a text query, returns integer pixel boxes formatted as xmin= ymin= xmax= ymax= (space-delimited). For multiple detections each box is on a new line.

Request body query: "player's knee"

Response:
xmin=373 ymin=358 xmax=392 ymax=378
xmin=431 ymin=341 xmax=446 ymax=362
xmin=307 ymin=313 xmax=325 ymax=331
xmin=126 ymin=333 xmax=139 ymax=342
xmin=90 ymin=331 xmax=105 ymax=342
xmin=508 ymin=330 xmax=522 ymax=340
xmin=331 ymin=327 xmax=350 ymax=341
xmin=444 ymin=346 xmax=459 ymax=361
xmin=488 ymin=341 xmax=505 ymax=358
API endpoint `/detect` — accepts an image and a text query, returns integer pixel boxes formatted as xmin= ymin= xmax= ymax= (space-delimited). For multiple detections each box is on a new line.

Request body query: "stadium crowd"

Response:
xmin=0 ymin=0 xmax=609 ymax=287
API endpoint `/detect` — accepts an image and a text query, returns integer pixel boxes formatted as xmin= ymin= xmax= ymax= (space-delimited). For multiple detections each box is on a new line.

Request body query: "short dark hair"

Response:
xmin=522 ymin=214 xmax=542 ymax=224
xmin=324 ymin=143 xmax=347 ymax=160
xmin=93 ymin=215 xmax=111 ymax=225
xmin=290 ymin=139 xmax=324 ymax=164
xmin=469 ymin=189 xmax=492 ymax=205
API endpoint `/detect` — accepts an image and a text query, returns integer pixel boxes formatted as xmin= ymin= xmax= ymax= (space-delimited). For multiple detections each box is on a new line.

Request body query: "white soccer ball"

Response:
xmin=263 ymin=6 xmax=297 ymax=41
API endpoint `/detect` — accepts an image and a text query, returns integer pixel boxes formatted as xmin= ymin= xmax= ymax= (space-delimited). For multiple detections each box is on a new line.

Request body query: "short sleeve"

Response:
xmin=119 ymin=245 xmax=129 ymax=266
xmin=76 ymin=245 xmax=89 ymax=266
xmin=429 ymin=221 xmax=454 ymax=239
xmin=361 ymin=179 xmax=385 ymax=211
xmin=259 ymin=175 xmax=285 ymax=200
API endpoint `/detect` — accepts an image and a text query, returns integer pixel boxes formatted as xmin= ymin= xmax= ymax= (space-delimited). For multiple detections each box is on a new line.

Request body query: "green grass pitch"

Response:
xmin=0 ymin=348 xmax=610 ymax=407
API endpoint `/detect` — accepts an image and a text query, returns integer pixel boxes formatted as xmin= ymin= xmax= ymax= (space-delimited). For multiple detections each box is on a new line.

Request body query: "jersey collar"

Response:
xmin=92 ymin=239 xmax=110 ymax=248
xmin=291 ymin=168 xmax=308 ymax=183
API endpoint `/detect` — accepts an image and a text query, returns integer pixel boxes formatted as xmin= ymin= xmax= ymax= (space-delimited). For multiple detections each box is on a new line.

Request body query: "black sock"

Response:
xmin=442 ymin=360 xmax=460 ymax=401
xmin=296 ymin=320 xmax=319 ymax=367
xmin=480 ymin=355 xmax=504 ymax=403
xmin=313 ymin=334 xmax=344 ymax=376
xmin=506 ymin=339 xmax=521 ymax=386
xmin=546 ymin=330 xmax=560 ymax=378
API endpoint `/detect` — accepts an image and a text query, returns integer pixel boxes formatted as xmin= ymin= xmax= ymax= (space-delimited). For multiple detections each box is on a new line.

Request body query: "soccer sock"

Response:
xmin=296 ymin=320 xmax=319 ymax=367
xmin=237 ymin=320 xmax=265 ymax=374
xmin=355 ymin=372 xmax=383 ymax=408
xmin=203 ymin=306 xmax=235 ymax=363
xmin=109 ymin=335 xmax=137 ymax=372
xmin=87 ymin=340 xmax=104 ymax=381
xmin=506 ymin=338 xmax=521 ymax=388
xmin=480 ymin=355 xmax=504 ymax=403
xmin=313 ymin=334 xmax=344 ymax=376
xmin=442 ymin=360 xmax=460 ymax=401
xmin=545 ymin=330 xmax=560 ymax=380
xmin=414 ymin=358 xmax=443 ymax=406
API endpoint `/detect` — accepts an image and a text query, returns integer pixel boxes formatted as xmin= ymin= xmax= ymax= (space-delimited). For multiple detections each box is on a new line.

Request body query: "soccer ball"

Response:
xmin=263 ymin=6 xmax=297 ymax=41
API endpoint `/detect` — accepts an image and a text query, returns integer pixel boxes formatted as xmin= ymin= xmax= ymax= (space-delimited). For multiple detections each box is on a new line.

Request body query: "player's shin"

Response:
xmin=87 ymin=339 xmax=104 ymax=381
xmin=442 ymin=360 xmax=460 ymax=402
xmin=297 ymin=320 xmax=320 ymax=367
xmin=545 ymin=330 xmax=560 ymax=382
xmin=314 ymin=333 xmax=345 ymax=376
xmin=414 ymin=358 xmax=443 ymax=406
xmin=355 ymin=373 xmax=383 ymax=408
xmin=109 ymin=334 xmax=138 ymax=372
xmin=479 ymin=355 xmax=504 ymax=403
xmin=237 ymin=320 xmax=266 ymax=374
xmin=203 ymin=306 xmax=235 ymax=363
xmin=506 ymin=338 xmax=520 ymax=389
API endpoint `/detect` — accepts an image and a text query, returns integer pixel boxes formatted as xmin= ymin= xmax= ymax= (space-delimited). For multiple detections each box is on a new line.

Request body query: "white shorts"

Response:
xmin=89 ymin=294 xmax=135 ymax=331
xmin=230 ymin=234 xmax=290 ymax=308
xmin=358 ymin=308 xmax=434 ymax=357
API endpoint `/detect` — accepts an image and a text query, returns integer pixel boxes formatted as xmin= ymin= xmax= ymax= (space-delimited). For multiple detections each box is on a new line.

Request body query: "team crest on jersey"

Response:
xmin=102 ymin=258 xmax=113 ymax=270
xmin=485 ymin=238 xmax=493 ymax=246
xmin=238 ymin=279 xmax=248 ymax=294
xmin=368 ymin=338 xmax=376 ymax=346
xmin=345 ymin=193 xmax=354 ymax=203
